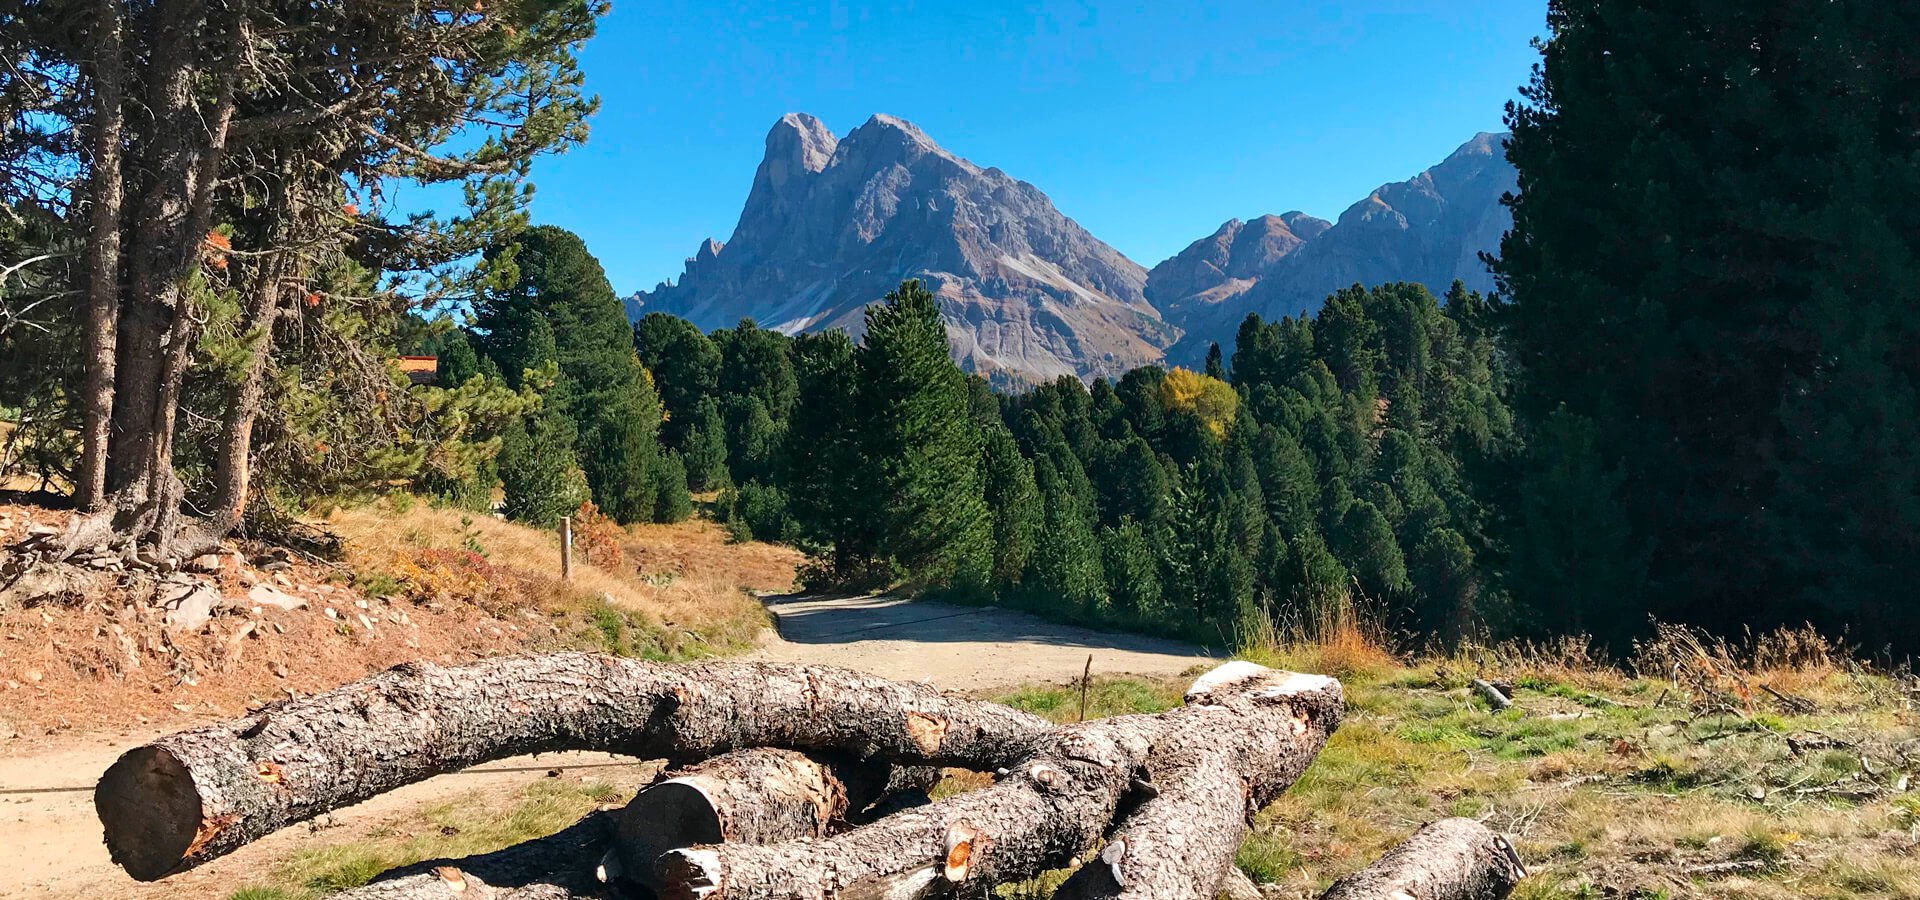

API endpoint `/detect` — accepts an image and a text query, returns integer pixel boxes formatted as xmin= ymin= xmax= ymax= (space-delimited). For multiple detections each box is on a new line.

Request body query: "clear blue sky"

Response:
xmin=521 ymin=1 xmax=1546 ymax=294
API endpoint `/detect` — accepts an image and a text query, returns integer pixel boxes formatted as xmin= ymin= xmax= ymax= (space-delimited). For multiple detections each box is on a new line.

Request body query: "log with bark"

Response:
xmin=94 ymin=654 xmax=1049 ymax=880
xmin=602 ymin=748 xmax=939 ymax=893
xmin=655 ymin=661 xmax=1344 ymax=900
xmin=1318 ymin=818 xmax=1527 ymax=900
xmin=94 ymin=654 xmax=1529 ymax=900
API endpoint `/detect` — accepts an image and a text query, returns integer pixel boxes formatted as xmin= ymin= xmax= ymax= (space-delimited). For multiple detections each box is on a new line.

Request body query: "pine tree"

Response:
xmin=785 ymin=330 xmax=881 ymax=581
xmin=650 ymin=451 xmax=694 ymax=524
xmin=1026 ymin=455 xmax=1106 ymax=615
xmin=980 ymin=423 xmax=1040 ymax=591
xmin=857 ymin=281 xmax=992 ymax=590
xmin=679 ymin=397 xmax=730 ymax=492
xmin=1101 ymin=517 xmax=1164 ymax=622
xmin=1336 ymin=499 xmax=1410 ymax=605
xmin=499 ymin=400 xmax=588 ymax=528
xmin=1490 ymin=0 xmax=1920 ymax=643
xmin=1204 ymin=342 xmax=1227 ymax=381
xmin=474 ymin=227 xmax=665 ymax=523
xmin=634 ymin=312 xmax=722 ymax=452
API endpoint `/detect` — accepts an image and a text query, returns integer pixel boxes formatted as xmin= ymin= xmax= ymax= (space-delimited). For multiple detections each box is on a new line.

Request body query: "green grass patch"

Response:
xmin=228 ymin=779 xmax=627 ymax=900
xmin=992 ymin=677 xmax=1183 ymax=723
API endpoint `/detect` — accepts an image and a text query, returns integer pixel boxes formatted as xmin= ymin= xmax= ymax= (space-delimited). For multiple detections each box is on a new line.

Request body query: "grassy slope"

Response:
xmin=994 ymin=643 xmax=1919 ymax=900
xmin=324 ymin=499 xmax=798 ymax=661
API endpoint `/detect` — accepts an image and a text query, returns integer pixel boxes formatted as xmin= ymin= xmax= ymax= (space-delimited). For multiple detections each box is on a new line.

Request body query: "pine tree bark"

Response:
xmin=94 ymin=655 xmax=1050 ymax=881
xmin=211 ymin=237 xmax=289 ymax=528
xmin=1318 ymin=818 xmax=1526 ymax=900
xmin=654 ymin=663 xmax=1343 ymax=900
xmin=76 ymin=0 xmax=126 ymax=511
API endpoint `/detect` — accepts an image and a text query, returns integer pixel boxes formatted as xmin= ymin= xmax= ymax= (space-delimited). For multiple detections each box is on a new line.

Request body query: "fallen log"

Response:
xmin=1471 ymin=678 xmax=1512 ymax=712
xmin=94 ymin=654 xmax=1050 ymax=881
xmin=1318 ymin=818 xmax=1526 ymax=900
xmin=605 ymin=748 xmax=939 ymax=893
xmin=655 ymin=662 xmax=1344 ymax=900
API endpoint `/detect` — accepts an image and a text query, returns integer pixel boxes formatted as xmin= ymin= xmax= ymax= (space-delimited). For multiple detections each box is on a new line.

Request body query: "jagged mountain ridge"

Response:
xmin=1149 ymin=132 xmax=1516 ymax=361
xmin=628 ymin=113 xmax=1172 ymax=384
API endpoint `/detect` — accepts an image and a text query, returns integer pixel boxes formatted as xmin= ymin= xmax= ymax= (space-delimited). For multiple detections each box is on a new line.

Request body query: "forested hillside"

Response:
xmin=626 ymin=278 xmax=1512 ymax=646
xmin=3 ymin=0 xmax=1916 ymax=658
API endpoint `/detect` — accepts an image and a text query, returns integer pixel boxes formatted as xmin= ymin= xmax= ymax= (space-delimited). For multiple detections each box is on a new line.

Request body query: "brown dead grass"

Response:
xmin=1225 ymin=619 xmax=1920 ymax=900
xmin=324 ymin=500 xmax=794 ymax=640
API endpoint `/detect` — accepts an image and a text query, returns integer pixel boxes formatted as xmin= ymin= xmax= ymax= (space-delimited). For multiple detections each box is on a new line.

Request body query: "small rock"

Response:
xmin=249 ymin=584 xmax=305 ymax=611
xmin=23 ymin=670 xmax=40 ymax=683
xmin=268 ymin=660 xmax=289 ymax=678
xmin=187 ymin=553 xmax=225 ymax=574
xmin=323 ymin=607 xmax=338 ymax=620
xmin=161 ymin=583 xmax=224 ymax=630
xmin=357 ymin=614 xmax=375 ymax=630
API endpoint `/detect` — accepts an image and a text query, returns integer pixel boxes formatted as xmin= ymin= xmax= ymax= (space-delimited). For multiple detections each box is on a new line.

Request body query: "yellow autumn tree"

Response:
xmin=1158 ymin=367 xmax=1238 ymax=438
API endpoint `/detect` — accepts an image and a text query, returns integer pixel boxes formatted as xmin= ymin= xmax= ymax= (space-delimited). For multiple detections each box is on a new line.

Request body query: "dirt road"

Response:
xmin=747 ymin=593 xmax=1212 ymax=687
xmin=0 ymin=594 xmax=1208 ymax=898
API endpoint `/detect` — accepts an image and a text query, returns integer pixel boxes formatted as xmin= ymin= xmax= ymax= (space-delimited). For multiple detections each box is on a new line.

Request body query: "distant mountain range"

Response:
xmin=627 ymin=115 xmax=1513 ymax=383
xmin=1147 ymin=132 xmax=1515 ymax=363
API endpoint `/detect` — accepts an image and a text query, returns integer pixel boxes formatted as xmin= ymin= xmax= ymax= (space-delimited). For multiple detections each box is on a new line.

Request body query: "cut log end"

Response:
xmin=95 ymin=745 xmax=203 ymax=882
xmin=656 ymin=847 xmax=723 ymax=900
xmin=616 ymin=780 xmax=725 ymax=879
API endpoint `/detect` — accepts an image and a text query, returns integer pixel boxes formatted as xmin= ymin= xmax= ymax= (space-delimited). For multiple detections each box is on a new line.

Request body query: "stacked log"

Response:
xmin=90 ymin=654 xmax=1526 ymax=900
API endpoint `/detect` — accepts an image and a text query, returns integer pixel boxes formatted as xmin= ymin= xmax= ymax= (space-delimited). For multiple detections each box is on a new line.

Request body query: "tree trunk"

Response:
xmin=211 ymin=241 xmax=289 ymax=527
xmin=1318 ymin=818 xmax=1526 ymax=900
xmin=654 ymin=664 xmax=1342 ymax=900
xmin=608 ymin=749 xmax=939 ymax=894
xmin=94 ymin=655 xmax=1051 ymax=881
xmin=76 ymin=0 xmax=126 ymax=511
xmin=108 ymin=0 xmax=209 ymax=500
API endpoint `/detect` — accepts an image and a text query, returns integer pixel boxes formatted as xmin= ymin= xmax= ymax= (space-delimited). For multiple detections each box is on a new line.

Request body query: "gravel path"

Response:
xmin=746 ymin=593 xmax=1214 ymax=688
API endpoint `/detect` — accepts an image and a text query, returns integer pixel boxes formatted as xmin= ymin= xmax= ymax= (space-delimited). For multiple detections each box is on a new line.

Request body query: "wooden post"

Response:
xmin=1078 ymin=654 xmax=1093 ymax=722
xmin=560 ymin=515 xmax=573 ymax=581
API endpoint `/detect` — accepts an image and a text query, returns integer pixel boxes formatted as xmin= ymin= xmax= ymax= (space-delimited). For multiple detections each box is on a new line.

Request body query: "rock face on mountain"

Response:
xmin=629 ymin=113 xmax=1172 ymax=384
xmin=1149 ymin=133 xmax=1515 ymax=360
xmin=1143 ymin=212 xmax=1331 ymax=322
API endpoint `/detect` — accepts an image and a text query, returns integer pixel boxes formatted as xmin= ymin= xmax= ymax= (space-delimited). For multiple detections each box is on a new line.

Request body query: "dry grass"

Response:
xmin=1223 ymin=623 xmax=1920 ymax=899
xmin=324 ymin=497 xmax=797 ymax=660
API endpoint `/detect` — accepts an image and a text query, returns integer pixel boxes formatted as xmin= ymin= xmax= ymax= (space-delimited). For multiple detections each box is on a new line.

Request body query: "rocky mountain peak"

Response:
xmin=761 ymin=113 xmax=838 ymax=185
xmin=629 ymin=114 xmax=1169 ymax=384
